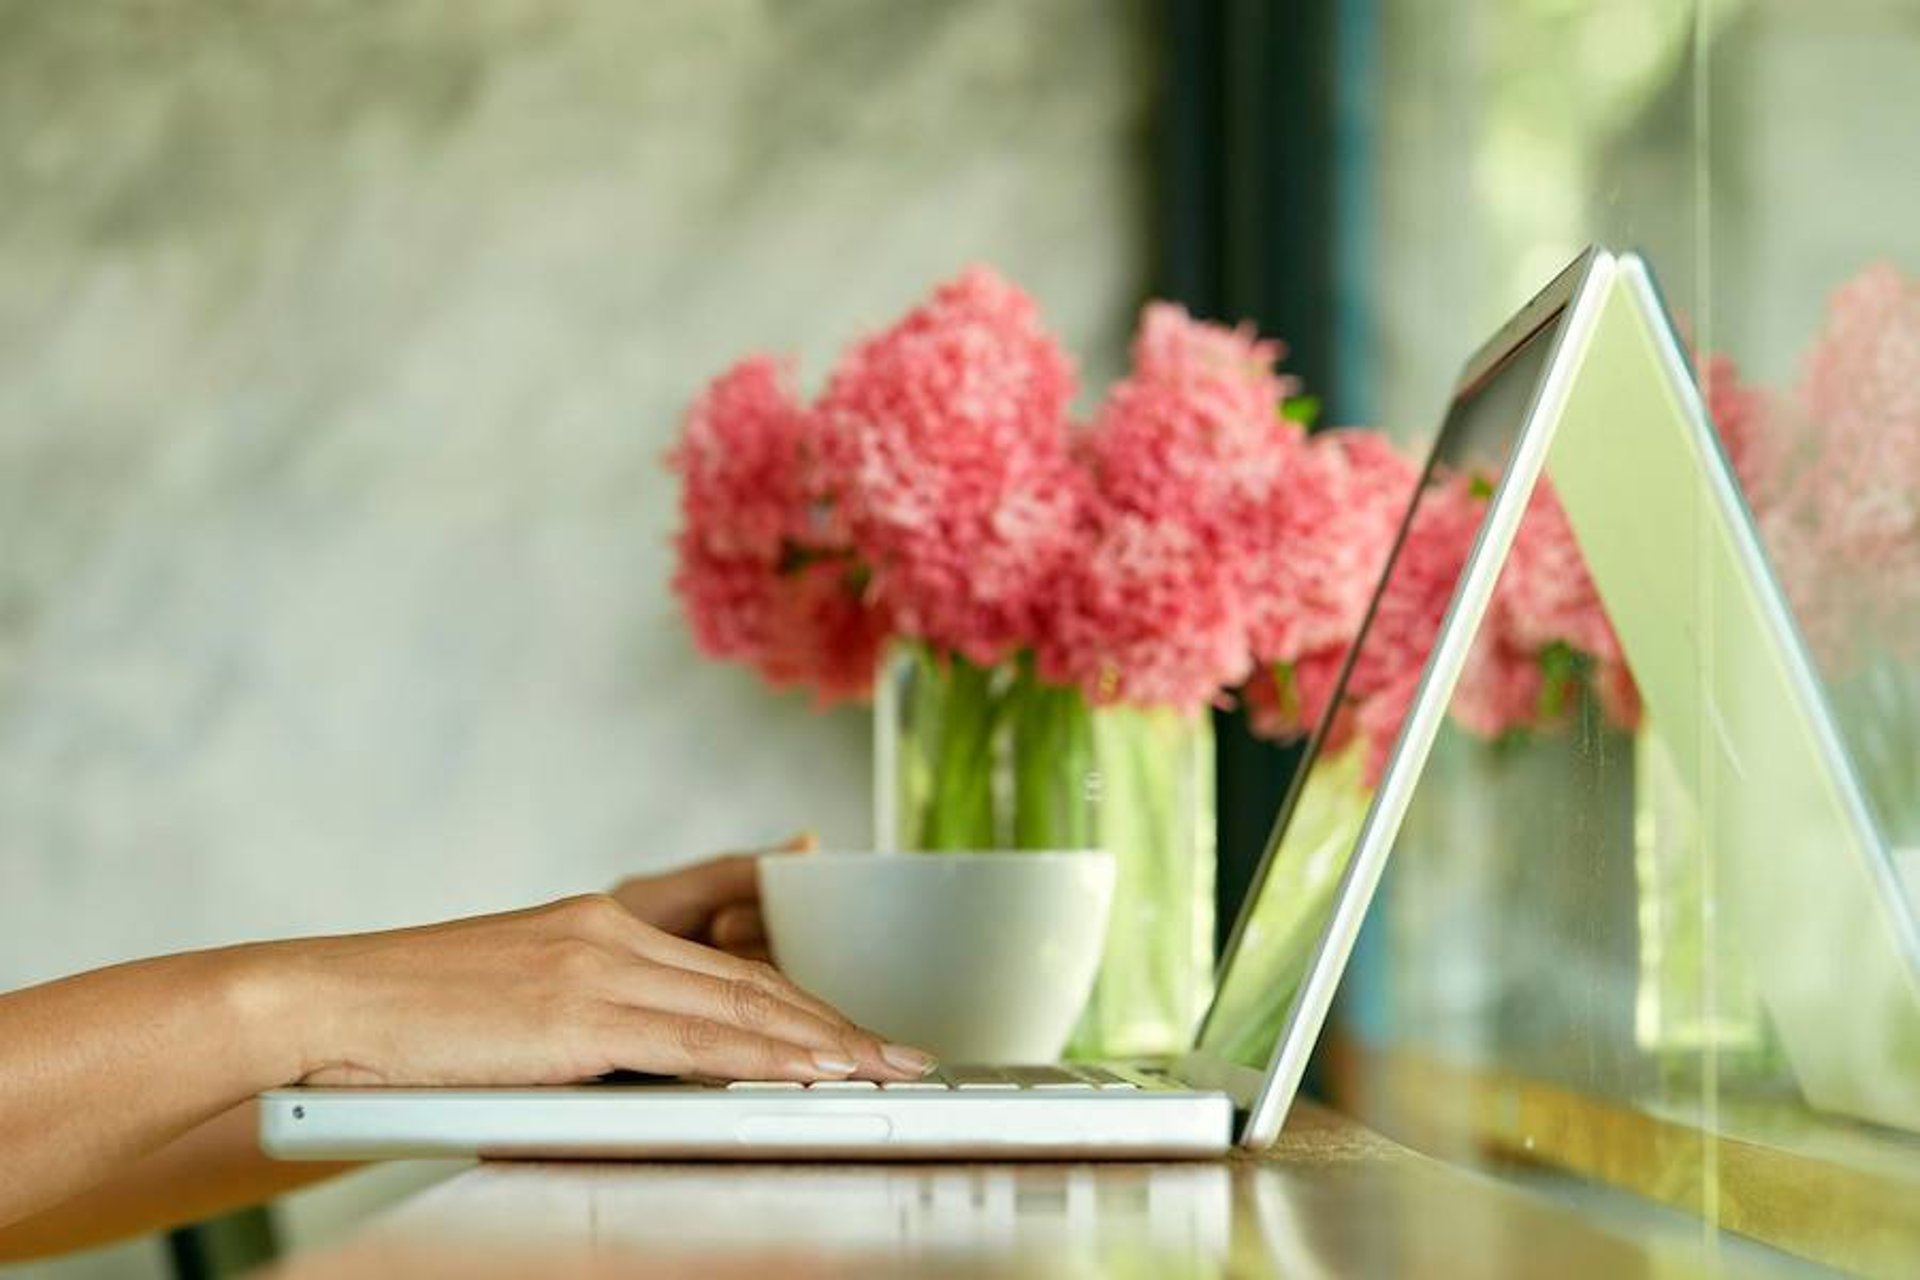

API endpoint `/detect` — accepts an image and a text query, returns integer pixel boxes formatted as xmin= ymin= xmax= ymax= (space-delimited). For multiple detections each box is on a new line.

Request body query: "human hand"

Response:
xmin=610 ymin=833 xmax=815 ymax=962
xmin=253 ymin=892 xmax=932 ymax=1089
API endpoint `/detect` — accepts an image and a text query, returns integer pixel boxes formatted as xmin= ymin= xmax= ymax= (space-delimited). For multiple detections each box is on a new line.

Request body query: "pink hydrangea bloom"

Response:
xmin=1039 ymin=303 xmax=1312 ymax=710
xmin=1246 ymin=428 xmax=1421 ymax=666
xmin=1786 ymin=263 xmax=1920 ymax=669
xmin=818 ymin=266 xmax=1081 ymax=667
xmin=673 ymin=545 xmax=889 ymax=704
xmin=1494 ymin=483 xmax=1623 ymax=664
xmin=1129 ymin=302 xmax=1296 ymax=415
xmin=1078 ymin=303 xmax=1305 ymax=546
xmin=1238 ymin=428 xmax=1422 ymax=763
xmin=671 ymin=354 xmax=820 ymax=560
xmin=1353 ymin=670 xmax=1424 ymax=786
xmin=1035 ymin=496 xmax=1253 ymax=709
xmin=1592 ymin=657 xmax=1643 ymax=730
xmin=1240 ymin=646 xmax=1351 ymax=746
xmin=1682 ymin=267 xmax=1920 ymax=676
xmin=1450 ymin=627 xmax=1548 ymax=742
xmin=669 ymin=356 xmax=884 ymax=704
xmin=1247 ymin=470 xmax=1482 ymax=776
xmin=1342 ymin=472 xmax=1486 ymax=773
xmin=1800 ymin=264 xmax=1920 ymax=462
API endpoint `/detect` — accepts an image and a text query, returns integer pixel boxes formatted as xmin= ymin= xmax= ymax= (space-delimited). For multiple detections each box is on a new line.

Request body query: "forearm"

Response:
xmin=0 ymin=944 xmax=300 ymax=1235
xmin=0 ymin=889 xmax=913 ymax=1259
xmin=0 ymin=1102 xmax=353 ymax=1262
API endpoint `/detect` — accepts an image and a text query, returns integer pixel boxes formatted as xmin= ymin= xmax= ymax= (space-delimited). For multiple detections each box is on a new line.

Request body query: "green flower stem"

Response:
xmin=1083 ymin=708 xmax=1187 ymax=1055
xmin=916 ymin=653 xmax=1001 ymax=850
xmin=1129 ymin=715 xmax=1189 ymax=1023
xmin=889 ymin=649 xmax=1214 ymax=1059
xmin=1010 ymin=667 xmax=1095 ymax=852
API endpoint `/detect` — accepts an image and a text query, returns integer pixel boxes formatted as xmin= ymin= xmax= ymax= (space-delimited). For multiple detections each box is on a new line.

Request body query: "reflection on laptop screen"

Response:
xmin=1196 ymin=308 xmax=1568 ymax=1071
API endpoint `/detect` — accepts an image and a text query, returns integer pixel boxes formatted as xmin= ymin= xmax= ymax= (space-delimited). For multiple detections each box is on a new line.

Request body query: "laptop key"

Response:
xmin=725 ymin=1081 xmax=806 ymax=1090
xmin=1004 ymin=1066 xmax=1101 ymax=1090
xmin=939 ymin=1066 xmax=1020 ymax=1090
xmin=807 ymin=1080 xmax=879 ymax=1090
xmin=879 ymin=1080 xmax=951 ymax=1091
xmin=1061 ymin=1064 xmax=1142 ymax=1090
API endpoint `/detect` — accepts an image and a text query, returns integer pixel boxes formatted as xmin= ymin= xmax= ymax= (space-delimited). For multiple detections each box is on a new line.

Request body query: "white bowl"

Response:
xmin=758 ymin=850 xmax=1116 ymax=1063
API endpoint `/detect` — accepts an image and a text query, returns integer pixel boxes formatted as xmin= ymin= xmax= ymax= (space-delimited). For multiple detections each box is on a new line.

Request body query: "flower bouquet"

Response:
xmin=669 ymin=256 xmax=1920 ymax=1067
xmin=669 ymin=267 xmax=1421 ymax=1056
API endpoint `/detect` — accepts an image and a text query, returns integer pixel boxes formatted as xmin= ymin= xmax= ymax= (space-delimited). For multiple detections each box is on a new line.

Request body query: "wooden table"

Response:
xmin=265 ymin=1104 xmax=1810 ymax=1277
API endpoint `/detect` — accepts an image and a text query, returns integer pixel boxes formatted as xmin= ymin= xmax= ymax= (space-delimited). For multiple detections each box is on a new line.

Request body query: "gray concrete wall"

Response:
xmin=0 ymin=3 xmax=1149 ymax=1273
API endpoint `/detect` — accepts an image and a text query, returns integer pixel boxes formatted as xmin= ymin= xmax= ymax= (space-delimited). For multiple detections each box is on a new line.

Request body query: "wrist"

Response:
xmin=211 ymin=942 xmax=323 ymax=1090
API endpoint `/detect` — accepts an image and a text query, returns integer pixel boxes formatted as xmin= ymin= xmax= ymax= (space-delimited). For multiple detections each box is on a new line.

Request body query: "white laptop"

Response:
xmin=1548 ymin=256 xmax=1920 ymax=1134
xmin=258 ymin=249 xmax=1623 ymax=1161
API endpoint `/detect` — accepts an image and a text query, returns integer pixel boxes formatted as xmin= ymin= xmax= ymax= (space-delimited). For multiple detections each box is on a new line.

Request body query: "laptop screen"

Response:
xmin=1195 ymin=302 xmax=1570 ymax=1072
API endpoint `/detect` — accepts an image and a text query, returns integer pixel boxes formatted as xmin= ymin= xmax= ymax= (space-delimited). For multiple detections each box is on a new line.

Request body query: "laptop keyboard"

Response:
xmin=724 ymin=1064 xmax=1150 ymax=1092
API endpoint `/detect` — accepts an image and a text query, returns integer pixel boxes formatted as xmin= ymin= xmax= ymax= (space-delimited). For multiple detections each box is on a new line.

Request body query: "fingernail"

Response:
xmin=810 ymin=1052 xmax=858 ymax=1076
xmin=881 ymin=1043 xmax=937 ymax=1076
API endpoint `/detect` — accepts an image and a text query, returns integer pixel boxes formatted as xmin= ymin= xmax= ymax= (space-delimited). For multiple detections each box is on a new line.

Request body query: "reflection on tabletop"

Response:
xmin=265 ymin=1107 xmax=1794 ymax=1278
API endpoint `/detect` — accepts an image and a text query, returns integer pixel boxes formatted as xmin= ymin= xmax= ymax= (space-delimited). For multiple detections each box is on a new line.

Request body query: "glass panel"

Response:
xmin=1203 ymin=301 xmax=1569 ymax=1074
xmin=1336 ymin=0 xmax=1920 ymax=1271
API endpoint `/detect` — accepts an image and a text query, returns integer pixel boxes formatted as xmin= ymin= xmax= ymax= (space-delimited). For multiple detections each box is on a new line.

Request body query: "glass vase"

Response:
xmin=874 ymin=645 xmax=1215 ymax=1058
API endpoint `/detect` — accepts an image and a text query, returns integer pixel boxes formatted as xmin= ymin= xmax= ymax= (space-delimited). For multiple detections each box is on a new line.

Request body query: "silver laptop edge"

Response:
xmin=1219 ymin=248 xmax=1619 ymax=1148
xmin=1621 ymin=257 xmax=1920 ymax=964
xmin=1562 ymin=257 xmax=1920 ymax=1131
xmin=261 ymin=1087 xmax=1237 ymax=1162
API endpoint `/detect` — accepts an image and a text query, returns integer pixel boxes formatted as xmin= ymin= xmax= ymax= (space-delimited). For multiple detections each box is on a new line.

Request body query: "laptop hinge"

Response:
xmin=1171 ymin=1051 xmax=1267 ymax=1111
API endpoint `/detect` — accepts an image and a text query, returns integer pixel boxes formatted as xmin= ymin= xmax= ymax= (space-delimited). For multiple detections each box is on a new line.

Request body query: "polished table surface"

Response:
xmin=266 ymin=1103 xmax=1812 ymax=1278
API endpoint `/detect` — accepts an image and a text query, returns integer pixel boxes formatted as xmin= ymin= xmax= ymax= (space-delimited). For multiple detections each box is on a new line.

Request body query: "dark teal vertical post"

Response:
xmin=1156 ymin=0 xmax=1368 ymax=957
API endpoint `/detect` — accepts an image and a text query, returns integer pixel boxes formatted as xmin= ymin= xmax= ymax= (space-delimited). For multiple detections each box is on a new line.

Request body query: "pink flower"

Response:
xmin=669 ymin=356 xmax=883 ymax=704
xmin=1246 ymin=428 xmax=1421 ymax=667
xmin=1242 ymin=646 xmax=1354 ymax=747
xmin=673 ymin=545 xmax=889 ymax=705
xmin=1342 ymin=472 xmax=1487 ymax=776
xmin=1800 ymin=264 xmax=1920 ymax=458
xmin=1449 ymin=627 xmax=1550 ymax=742
xmin=1247 ymin=468 xmax=1483 ymax=777
xmin=1354 ymin=670 xmax=1424 ymax=785
xmin=1477 ymin=477 xmax=1664 ymax=735
xmin=1035 ymin=494 xmax=1253 ymax=709
xmin=671 ymin=355 xmax=822 ymax=560
xmin=1079 ymin=303 xmax=1304 ymax=545
xmin=818 ymin=267 xmax=1081 ymax=667
xmin=1238 ymin=428 xmax=1423 ymax=765
xmin=1037 ymin=303 xmax=1314 ymax=710
xmin=1785 ymin=263 xmax=1920 ymax=670
xmin=1593 ymin=657 xmax=1643 ymax=730
xmin=1495 ymin=484 xmax=1622 ymax=664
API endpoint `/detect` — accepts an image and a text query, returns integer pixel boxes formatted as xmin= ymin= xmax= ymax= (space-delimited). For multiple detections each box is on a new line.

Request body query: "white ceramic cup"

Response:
xmin=757 ymin=850 xmax=1116 ymax=1063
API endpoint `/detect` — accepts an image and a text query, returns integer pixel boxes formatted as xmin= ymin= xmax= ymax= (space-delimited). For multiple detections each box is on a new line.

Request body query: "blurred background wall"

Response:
xmin=0 ymin=3 xmax=1148 ymax=1274
xmin=0 ymin=0 xmax=1150 ymax=974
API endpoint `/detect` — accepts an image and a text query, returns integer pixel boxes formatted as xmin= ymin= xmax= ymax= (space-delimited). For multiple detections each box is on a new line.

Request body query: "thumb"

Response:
xmin=664 ymin=833 xmax=816 ymax=923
